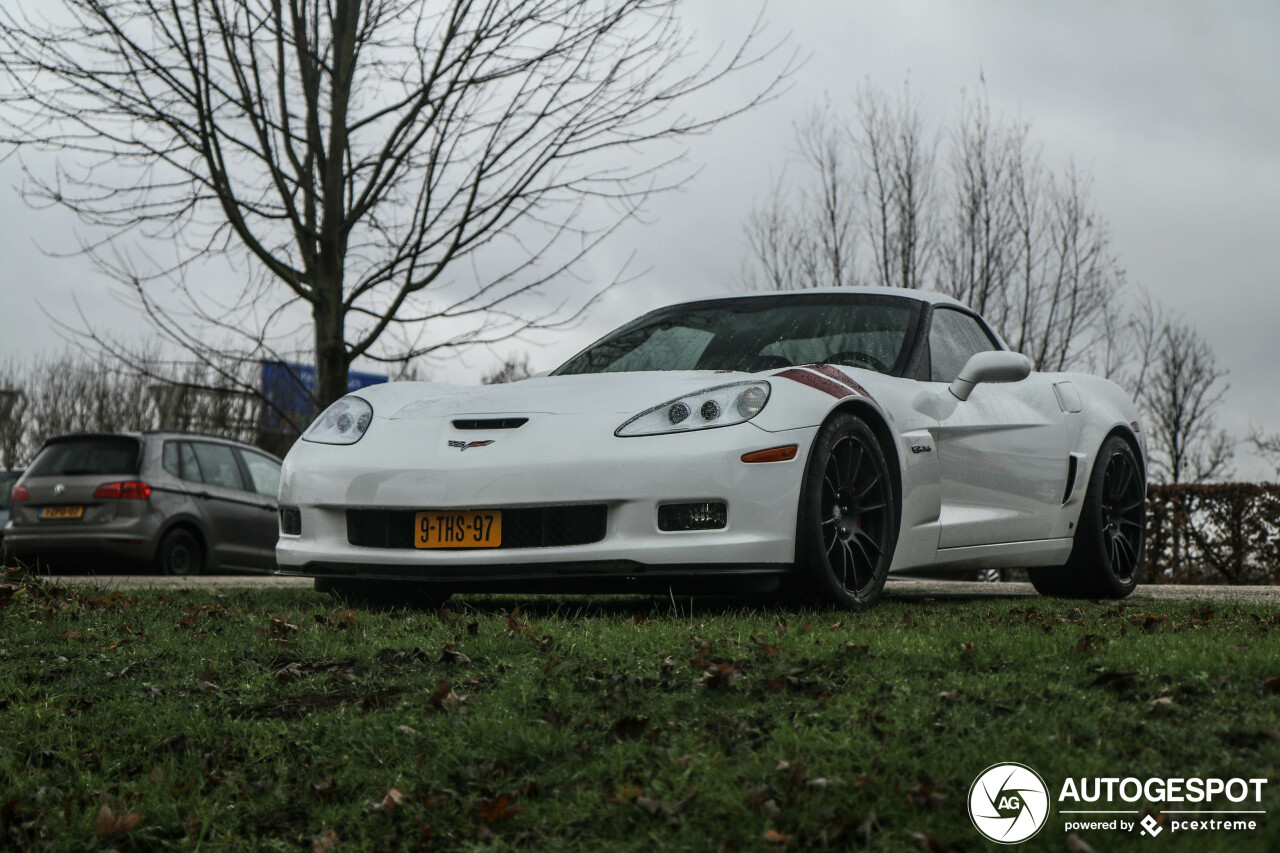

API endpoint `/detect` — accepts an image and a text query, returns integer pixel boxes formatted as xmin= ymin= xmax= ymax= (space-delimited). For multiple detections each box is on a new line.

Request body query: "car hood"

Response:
xmin=374 ymin=371 xmax=763 ymax=419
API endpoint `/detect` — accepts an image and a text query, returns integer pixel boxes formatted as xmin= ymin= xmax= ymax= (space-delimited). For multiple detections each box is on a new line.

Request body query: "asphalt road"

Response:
xmin=34 ymin=573 xmax=1280 ymax=604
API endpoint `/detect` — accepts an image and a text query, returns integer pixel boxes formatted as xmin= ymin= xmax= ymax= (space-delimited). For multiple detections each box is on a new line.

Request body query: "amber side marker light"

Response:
xmin=741 ymin=445 xmax=798 ymax=464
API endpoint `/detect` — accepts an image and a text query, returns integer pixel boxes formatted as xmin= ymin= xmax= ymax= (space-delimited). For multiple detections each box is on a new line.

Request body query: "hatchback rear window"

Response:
xmin=27 ymin=437 xmax=141 ymax=477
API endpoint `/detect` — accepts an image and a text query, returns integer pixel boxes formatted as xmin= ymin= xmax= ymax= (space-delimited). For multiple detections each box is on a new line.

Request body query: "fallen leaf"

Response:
xmin=634 ymin=796 xmax=664 ymax=815
xmin=1066 ymin=833 xmax=1097 ymax=853
xmin=95 ymin=803 xmax=142 ymax=835
xmin=1072 ymin=633 xmax=1093 ymax=653
xmin=479 ymin=795 xmax=523 ymax=823
xmin=366 ymin=787 xmax=405 ymax=812
xmin=312 ymin=827 xmax=340 ymax=852
xmin=907 ymin=830 xmax=948 ymax=852
xmin=1263 ymin=677 xmax=1280 ymax=694
xmin=438 ymin=646 xmax=472 ymax=666
xmin=763 ymin=829 xmax=789 ymax=843
xmin=1148 ymin=696 xmax=1175 ymax=713
xmin=428 ymin=681 xmax=460 ymax=711
xmin=398 ymin=725 xmax=417 ymax=736
xmin=854 ymin=811 xmax=878 ymax=842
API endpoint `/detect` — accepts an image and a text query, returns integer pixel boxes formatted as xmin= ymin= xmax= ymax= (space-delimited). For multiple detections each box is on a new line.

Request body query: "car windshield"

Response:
xmin=554 ymin=293 xmax=921 ymax=376
xmin=27 ymin=437 xmax=141 ymax=478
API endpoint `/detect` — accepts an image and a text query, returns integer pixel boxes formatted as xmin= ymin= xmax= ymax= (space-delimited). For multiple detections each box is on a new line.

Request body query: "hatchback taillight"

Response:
xmin=93 ymin=481 xmax=152 ymax=500
xmin=11 ymin=484 xmax=28 ymax=502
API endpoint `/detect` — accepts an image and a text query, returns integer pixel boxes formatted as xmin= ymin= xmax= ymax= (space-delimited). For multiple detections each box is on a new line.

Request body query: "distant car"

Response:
xmin=276 ymin=288 xmax=1146 ymax=609
xmin=5 ymin=432 xmax=281 ymax=574
xmin=0 ymin=469 xmax=23 ymax=542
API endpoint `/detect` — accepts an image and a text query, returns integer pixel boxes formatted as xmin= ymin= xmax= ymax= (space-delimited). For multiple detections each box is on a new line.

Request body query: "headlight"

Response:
xmin=302 ymin=395 xmax=373 ymax=445
xmin=615 ymin=381 xmax=771 ymax=437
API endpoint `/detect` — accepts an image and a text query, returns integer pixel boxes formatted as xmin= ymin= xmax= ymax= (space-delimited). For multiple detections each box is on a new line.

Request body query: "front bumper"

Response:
xmin=276 ymin=417 xmax=816 ymax=581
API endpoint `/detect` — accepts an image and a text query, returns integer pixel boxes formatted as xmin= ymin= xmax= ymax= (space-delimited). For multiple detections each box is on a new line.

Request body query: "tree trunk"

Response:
xmin=313 ymin=289 xmax=348 ymax=413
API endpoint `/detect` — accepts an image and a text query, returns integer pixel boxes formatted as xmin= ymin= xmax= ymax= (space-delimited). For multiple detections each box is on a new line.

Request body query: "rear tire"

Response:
xmin=1029 ymin=435 xmax=1144 ymax=599
xmin=793 ymin=413 xmax=898 ymax=609
xmin=155 ymin=528 xmax=204 ymax=576
xmin=317 ymin=578 xmax=452 ymax=610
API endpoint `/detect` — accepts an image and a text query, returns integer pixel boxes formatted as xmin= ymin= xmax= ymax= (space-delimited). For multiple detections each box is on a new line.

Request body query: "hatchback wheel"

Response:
xmin=156 ymin=528 xmax=204 ymax=576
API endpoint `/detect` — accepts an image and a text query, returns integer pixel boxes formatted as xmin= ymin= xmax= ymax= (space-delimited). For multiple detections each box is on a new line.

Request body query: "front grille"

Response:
xmin=347 ymin=505 xmax=607 ymax=550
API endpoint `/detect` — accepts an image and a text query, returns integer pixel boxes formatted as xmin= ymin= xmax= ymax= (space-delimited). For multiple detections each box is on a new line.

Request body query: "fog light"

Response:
xmin=658 ymin=501 xmax=727 ymax=531
xmin=279 ymin=506 xmax=302 ymax=536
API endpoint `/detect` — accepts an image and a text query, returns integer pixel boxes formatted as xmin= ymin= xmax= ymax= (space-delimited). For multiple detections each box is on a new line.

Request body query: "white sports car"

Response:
xmin=276 ymin=288 xmax=1146 ymax=609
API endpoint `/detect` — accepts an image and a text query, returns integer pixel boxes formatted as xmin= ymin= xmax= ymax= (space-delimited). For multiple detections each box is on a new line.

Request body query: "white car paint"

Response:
xmin=275 ymin=288 xmax=1145 ymax=591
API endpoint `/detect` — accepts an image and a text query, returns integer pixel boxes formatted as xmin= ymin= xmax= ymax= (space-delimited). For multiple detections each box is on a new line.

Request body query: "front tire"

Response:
xmin=793 ymin=413 xmax=898 ymax=608
xmin=1029 ymin=435 xmax=1144 ymax=599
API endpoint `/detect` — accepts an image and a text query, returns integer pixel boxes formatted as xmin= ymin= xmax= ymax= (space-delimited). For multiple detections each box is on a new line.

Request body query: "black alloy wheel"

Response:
xmin=1029 ymin=435 xmax=1144 ymax=599
xmin=795 ymin=413 xmax=898 ymax=608
xmin=1099 ymin=447 xmax=1145 ymax=583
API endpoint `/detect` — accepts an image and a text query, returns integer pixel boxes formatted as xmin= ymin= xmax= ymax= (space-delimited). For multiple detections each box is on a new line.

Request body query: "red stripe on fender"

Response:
xmin=805 ymin=364 xmax=876 ymax=404
xmin=774 ymin=368 xmax=853 ymax=399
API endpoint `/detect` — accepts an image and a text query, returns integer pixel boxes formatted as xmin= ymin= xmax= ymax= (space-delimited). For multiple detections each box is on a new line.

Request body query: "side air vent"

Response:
xmin=1062 ymin=455 xmax=1080 ymax=504
xmin=452 ymin=418 xmax=529 ymax=430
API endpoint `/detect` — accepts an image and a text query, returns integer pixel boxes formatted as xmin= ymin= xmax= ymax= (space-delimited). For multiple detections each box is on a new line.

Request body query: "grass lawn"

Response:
xmin=1 ymin=571 xmax=1277 ymax=851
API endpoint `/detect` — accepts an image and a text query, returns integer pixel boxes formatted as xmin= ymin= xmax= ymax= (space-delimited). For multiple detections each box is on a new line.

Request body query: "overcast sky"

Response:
xmin=2 ymin=1 xmax=1278 ymax=477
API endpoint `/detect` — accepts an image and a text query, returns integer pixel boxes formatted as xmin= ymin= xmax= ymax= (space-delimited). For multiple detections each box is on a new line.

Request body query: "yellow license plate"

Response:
xmin=414 ymin=510 xmax=502 ymax=549
xmin=42 ymin=505 xmax=84 ymax=520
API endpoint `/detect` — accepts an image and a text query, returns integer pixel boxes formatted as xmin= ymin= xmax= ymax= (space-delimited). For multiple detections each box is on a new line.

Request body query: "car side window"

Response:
xmin=191 ymin=442 xmax=246 ymax=491
xmin=238 ymin=450 xmax=281 ymax=497
xmin=162 ymin=441 xmax=203 ymax=483
xmin=928 ymin=308 xmax=999 ymax=383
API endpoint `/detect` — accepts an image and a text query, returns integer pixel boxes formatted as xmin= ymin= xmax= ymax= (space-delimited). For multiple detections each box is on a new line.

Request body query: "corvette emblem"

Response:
xmin=448 ymin=440 xmax=494 ymax=452
xmin=54 ymin=483 xmax=65 ymax=496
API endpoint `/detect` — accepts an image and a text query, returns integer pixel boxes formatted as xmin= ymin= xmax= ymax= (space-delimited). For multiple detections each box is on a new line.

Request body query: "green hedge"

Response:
xmin=1145 ymin=483 xmax=1280 ymax=585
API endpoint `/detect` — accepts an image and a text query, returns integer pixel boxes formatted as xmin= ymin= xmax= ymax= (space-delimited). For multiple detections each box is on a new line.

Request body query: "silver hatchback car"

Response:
xmin=4 ymin=432 xmax=281 ymax=574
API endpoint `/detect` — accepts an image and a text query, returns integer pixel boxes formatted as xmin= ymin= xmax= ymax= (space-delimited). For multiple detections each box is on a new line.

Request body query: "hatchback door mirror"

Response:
xmin=949 ymin=351 xmax=1033 ymax=401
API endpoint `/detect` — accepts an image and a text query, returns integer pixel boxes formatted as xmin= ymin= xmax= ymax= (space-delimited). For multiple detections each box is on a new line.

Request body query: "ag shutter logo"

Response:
xmin=968 ymin=762 xmax=1051 ymax=844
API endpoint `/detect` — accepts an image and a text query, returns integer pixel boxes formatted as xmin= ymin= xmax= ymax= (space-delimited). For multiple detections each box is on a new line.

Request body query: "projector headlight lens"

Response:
xmin=616 ymin=382 xmax=771 ymax=437
xmin=302 ymin=396 xmax=374 ymax=445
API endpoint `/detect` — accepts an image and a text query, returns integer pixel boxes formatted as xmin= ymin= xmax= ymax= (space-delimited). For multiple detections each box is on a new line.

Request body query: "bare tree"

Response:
xmin=0 ymin=351 xmax=269 ymax=466
xmin=855 ymin=81 xmax=936 ymax=290
xmin=937 ymin=85 xmax=1018 ymax=316
xmin=482 ymin=352 xmax=534 ymax=385
xmin=742 ymin=83 xmax=936 ymax=292
xmin=1247 ymin=428 xmax=1280 ymax=480
xmin=1 ymin=0 xmax=792 ymax=410
xmin=745 ymin=77 xmax=1125 ymax=375
xmin=1134 ymin=317 xmax=1233 ymax=483
xmin=743 ymin=101 xmax=859 ymax=291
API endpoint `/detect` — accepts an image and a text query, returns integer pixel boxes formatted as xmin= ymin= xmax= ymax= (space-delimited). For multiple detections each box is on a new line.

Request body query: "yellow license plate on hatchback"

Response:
xmin=42 ymin=505 xmax=84 ymax=520
xmin=414 ymin=510 xmax=502 ymax=548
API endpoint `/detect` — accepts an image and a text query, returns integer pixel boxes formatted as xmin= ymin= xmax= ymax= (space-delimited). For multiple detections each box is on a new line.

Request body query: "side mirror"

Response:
xmin=949 ymin=351 xmax=1033 ymax=401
